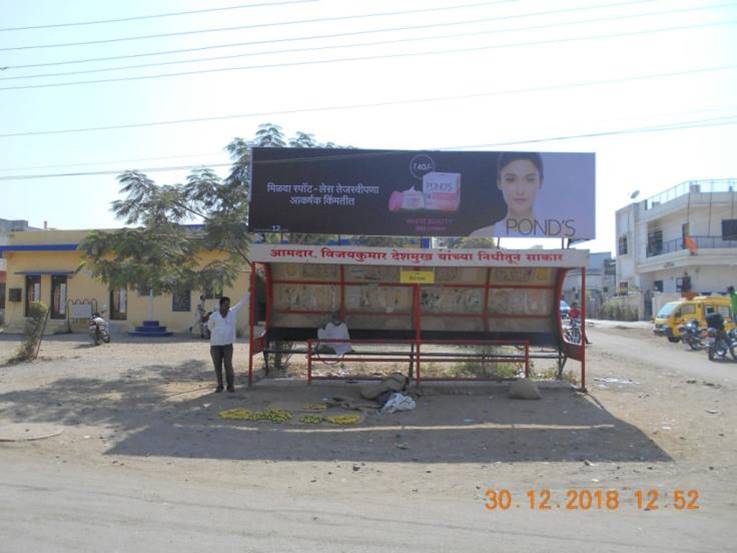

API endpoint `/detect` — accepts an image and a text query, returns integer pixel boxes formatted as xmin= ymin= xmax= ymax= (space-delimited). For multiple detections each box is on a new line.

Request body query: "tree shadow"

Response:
xmin=0 ymin=362 xmax=670 ymax=464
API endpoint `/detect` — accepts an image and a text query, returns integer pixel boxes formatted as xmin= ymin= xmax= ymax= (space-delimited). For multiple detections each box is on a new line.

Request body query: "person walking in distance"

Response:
xmin=728 ymin=286 xmax=737 ymax=322
xmin=206 ymin=294 xmax=248 ymax=392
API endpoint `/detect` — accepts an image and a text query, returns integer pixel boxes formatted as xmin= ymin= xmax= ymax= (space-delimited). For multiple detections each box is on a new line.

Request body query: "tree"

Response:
xmin=79 ymin=123 xmax=346 ymax=316
xmin=253 ymin=123 xmax=286 ymax=147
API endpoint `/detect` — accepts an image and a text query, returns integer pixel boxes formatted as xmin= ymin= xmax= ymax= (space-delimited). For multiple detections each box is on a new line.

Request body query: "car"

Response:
xmin=560 ymin=300 xmax=571 ymax=318
xmin=653 ymin=296 xmax=735 ymax=343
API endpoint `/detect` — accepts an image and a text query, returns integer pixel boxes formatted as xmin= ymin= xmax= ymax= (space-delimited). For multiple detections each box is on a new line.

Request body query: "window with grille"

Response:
xmin=172 ymin=289 xmax=192 ymax=312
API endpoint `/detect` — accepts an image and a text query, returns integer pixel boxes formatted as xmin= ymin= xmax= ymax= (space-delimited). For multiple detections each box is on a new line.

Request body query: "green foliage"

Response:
xmin=437 ymin=345 xmax=521 ymax=379
xmin=533 ymin=366 xmax=578 ymax=384
xmin=80 ymin=122 xmax=350 ymax=295
xmin=599 ymin=300 xmax=639 ymax=321
xmin=447 ymin=236 xmax=498 ymax=249
xmin=12 ymin=302 xmax=49 ymax=362
xmin=352 ymin=236 xmax=421 ymax=247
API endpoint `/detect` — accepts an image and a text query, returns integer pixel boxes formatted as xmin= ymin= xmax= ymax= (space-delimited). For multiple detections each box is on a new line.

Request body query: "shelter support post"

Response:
xmin=580 ymin=267 xmax=587 ymax=392
xmin=248 ymin=262 xmax=256 ymax=388
xmin=307 ymin=339 xmax=313 ymax=385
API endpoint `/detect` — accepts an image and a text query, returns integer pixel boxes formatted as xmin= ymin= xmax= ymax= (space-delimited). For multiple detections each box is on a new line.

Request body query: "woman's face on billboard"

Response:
xmin=497 ymin=159 xmax=542 ymax=217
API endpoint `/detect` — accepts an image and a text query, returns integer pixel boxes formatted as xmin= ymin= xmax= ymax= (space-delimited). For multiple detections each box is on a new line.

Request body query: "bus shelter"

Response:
xmin=246 ymin=244 xmax=589 ymax=390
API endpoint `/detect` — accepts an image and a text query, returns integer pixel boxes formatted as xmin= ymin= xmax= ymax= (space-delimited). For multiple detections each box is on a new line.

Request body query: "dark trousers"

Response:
xmin=210 ymin=344 xmax=234 ymax=389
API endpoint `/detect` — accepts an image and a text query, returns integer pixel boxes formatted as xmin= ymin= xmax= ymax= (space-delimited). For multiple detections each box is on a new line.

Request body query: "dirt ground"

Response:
xmin=1 ymin=327 xmax=736 ymax=550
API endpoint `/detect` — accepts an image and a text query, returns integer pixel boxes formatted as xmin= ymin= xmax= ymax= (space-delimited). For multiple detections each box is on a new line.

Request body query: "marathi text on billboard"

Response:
xmin=248 ymin=148 xmax=595 ymax=239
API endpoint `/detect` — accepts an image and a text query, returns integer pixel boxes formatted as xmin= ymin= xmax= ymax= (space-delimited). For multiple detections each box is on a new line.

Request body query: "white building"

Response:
xmin=562 ymin=251 xmax=616 ymax=316
xmin=615 ymin=179 xmax=737 ymax=317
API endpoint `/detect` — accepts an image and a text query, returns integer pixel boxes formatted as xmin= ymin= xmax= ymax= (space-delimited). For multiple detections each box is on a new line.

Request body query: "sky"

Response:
xmin=1 ymin=0 xmax=736 ymax=254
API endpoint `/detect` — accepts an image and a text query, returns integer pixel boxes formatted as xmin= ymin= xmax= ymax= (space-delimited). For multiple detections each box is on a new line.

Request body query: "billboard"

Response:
xmin=249 ymin=148 xmax=595 ymax=239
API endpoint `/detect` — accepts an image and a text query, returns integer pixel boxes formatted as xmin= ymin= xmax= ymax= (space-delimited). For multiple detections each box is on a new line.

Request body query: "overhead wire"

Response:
xmin=0 ymin=19 xmax=734 ymax=91
xmin=1 ymin=63 xmax=735 ymax=137
xmin=0 ymin=0 xmax=659 ymax=69
xmin=1 ymin=114 xmax=736 ymax=181
xmin=0 ymin=151 xmax=226 ymax=172
xmin=3 ymin=102 xmax=734 ymax=172
xmin=0 ymin=0 xmax=317 ymax=32
xmin=0 ymin=0 xmax=514 ymax=51
xmin=3 ymin=1 xmax=733 ymax=82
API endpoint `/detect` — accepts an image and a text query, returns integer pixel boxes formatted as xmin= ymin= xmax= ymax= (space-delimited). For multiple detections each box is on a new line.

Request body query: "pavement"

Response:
xmin=1 ymin=324 xmax=736 ymax=552
xmin=587 ymin=324 xmax=737 ymax=385
xmin=1 ymin=454 xmax=733 ymax=553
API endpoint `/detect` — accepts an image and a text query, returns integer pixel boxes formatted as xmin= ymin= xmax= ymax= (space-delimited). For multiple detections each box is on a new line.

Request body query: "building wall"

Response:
xmin=639 ymin=266 xmax=734 ymax=296
xmin=2 ymin=229 xmax=250 ymax=334
xmin=615 ymin=182 xmax=737 ymax=319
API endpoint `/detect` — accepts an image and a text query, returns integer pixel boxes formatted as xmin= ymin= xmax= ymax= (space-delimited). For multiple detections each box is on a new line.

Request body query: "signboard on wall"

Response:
xmin=70 ymin=303 xmax=92 ymax=319
xmin=249 ymin=147 xmax=595 ymax=239
xmin=400 ymin=268 xmax=435 ymax=284
xmin=249 ymin=244 xmax=589 ymax=268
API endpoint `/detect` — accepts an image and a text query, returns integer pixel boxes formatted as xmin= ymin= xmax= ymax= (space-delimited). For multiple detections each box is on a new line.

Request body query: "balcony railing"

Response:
xmin=646 ymin=236 xmax=737 ymax=257
xmin=644 ymin=179 xmax=737 ymax=210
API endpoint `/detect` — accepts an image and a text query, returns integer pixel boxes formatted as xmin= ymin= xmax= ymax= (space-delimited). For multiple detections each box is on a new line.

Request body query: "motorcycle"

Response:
xmin=677 ymin=319 xmax=706 ymax=351
xmin=704 ymin=312 xmax=736 ymax=361
xmin=89 ymin=312 xmax=111 ymax=346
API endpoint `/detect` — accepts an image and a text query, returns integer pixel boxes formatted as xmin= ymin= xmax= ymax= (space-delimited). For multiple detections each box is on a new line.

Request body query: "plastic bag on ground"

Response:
xmin=381 ymin=393 xmax=416 ymax=414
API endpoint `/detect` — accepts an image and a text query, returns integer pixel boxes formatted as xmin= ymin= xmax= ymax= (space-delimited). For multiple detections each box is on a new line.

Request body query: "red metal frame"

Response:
xmin=247 ymin=261 xmax=587 ymax=390
xmin=264 ymin=263 xmax=274 ymax=327
xmin=306 ymin=338 xmax=530 ymax=385
xmin=248 ymin=262 xmax=256 ymax=387
xmin=581 ymin=267 xmax=587 ymax=392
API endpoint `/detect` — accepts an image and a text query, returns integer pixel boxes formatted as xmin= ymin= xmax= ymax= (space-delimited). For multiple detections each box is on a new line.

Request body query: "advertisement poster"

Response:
xmin=249 ymin=147 xmax=595 ymax=239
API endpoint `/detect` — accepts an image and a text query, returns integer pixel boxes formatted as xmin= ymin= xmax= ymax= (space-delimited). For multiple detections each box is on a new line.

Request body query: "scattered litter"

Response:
xmin=594 ymin=377 xmax=635 ymax=385
xmin=0 ymin=423 xmax=64 ymax=442
xmin=661 ymin=426 xmax=671 ymax=430
xmin=381 ymin=393 xmax=416 ymax=414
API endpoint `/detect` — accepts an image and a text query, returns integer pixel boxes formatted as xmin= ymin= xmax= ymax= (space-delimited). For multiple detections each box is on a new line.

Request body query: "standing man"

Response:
xmin=206 ymin=293 xmax=248 ymax=393
xmin=728 ymin=286 xmax=737 ymax=322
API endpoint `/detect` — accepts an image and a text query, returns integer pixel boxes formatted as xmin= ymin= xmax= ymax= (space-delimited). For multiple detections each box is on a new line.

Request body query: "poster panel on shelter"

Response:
xmin=249 ymin=147 xmax=595 ymax=239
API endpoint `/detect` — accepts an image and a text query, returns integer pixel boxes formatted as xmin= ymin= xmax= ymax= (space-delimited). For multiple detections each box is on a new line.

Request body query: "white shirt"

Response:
xmin=207 ymin=295 xmax=248 ymax=346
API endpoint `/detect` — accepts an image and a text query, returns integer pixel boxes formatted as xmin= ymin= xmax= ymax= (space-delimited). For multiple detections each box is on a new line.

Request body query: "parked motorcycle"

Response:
xmin=705 ymin=312 xmax=736 ymax=361
xmin=89 ymin=312 xmax=111 ymax=346
xmin=677 ymin=319 xmax=706 ymax=351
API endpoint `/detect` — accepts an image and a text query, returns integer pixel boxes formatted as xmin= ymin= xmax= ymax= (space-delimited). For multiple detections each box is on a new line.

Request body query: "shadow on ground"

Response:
xmin=0 ymin=359 xmax=670 ymax=464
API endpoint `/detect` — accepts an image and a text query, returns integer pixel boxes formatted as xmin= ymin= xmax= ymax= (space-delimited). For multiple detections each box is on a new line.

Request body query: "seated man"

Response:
xmin=317 ymin=311 xmax=352 ymax=357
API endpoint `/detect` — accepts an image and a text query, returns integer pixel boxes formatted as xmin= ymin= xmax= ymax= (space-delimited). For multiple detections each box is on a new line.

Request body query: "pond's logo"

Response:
xmin=409 ymin=154 xmax=435 ymax=180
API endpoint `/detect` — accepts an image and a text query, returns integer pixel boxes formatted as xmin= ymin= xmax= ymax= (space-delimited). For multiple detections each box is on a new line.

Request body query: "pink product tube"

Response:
xmin=388 ymin=191 xmax=403 ymax=212
xmin=422 ymin=172 xmax=461 ymax=211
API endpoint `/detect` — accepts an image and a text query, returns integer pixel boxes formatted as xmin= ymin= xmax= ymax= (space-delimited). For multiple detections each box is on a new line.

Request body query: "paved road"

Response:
xmin=587 ymin=326 xmax=737 ymax=385
xmin=2 ymin=325 xmax=736 ymax=552
xmin=1 ymin=455 xmax=733 ymax=553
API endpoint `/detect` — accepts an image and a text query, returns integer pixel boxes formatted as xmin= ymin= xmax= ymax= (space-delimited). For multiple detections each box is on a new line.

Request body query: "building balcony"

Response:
xmin=646 ymin=236 xmax=737 ymax=258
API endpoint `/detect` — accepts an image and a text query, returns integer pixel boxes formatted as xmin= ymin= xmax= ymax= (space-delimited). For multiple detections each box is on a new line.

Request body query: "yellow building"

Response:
xmin=0 ymin=229 xmax=250 ymax=335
